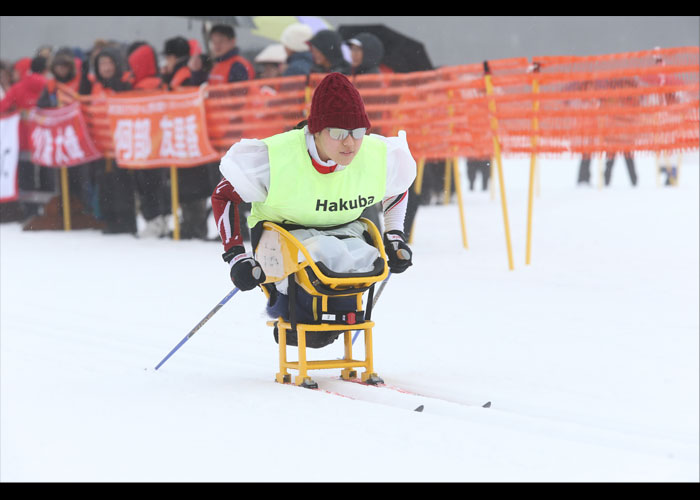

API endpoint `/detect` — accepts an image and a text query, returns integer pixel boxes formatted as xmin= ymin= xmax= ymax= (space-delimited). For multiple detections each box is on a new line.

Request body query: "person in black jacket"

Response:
xmin=307 ymin=30 xmax=351 ymax=75
xmin=80 ymin=45 xmax=138 ymax=235
xmin=347 ymin=33 xmax=385 ymax=76
xmin=345 ymin=33 xmax=387 ymax=230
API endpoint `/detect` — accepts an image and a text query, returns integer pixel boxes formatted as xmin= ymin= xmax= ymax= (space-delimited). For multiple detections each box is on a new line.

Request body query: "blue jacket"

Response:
xmin=283 ymin=51 xmax=313 ymax=77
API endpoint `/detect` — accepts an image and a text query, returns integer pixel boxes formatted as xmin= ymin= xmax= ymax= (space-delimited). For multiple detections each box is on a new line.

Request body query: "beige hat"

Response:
xmin=254 ymin=43 xmax=287 ymax=64
xmin=280 ymin=23 xmax=313 ymax=52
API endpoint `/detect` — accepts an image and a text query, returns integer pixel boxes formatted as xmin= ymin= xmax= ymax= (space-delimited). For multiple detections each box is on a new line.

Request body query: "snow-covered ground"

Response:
xmin=1 ymin=153 xmax=698 ymax=482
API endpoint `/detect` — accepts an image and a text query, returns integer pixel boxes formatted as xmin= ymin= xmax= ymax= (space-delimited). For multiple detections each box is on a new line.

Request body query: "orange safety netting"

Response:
xmin=70 ymin=46 xmax=699 ymax=164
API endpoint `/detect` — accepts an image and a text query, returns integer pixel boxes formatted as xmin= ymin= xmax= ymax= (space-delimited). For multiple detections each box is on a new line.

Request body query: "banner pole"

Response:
xmin=170 ymin=166 xmax=180 ymax=240
xmin=60 ymin=166 xmax=71 ymax=231
xmin=484 ymin=61 xmax=514 ymax=271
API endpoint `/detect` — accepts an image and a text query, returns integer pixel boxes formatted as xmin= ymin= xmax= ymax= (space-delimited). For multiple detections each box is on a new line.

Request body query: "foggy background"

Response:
xmin=1 ymin=16 xmax=698 ymax=69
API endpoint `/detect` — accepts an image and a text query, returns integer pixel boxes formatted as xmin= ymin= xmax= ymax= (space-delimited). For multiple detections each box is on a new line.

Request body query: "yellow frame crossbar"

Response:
xmin=270 ymin=320 xmax=379 ymax=386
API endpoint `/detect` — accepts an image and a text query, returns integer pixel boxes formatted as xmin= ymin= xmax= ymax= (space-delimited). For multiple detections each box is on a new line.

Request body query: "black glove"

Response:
xmin=224 ymin=246 xmax=266 ymax=291
xmin=383 ymin=230 xmax=413 ymax=274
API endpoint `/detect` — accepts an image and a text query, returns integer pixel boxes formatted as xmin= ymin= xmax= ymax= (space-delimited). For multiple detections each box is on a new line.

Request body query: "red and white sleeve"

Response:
xmin=211 ymin=178 xmax=245 ymax=253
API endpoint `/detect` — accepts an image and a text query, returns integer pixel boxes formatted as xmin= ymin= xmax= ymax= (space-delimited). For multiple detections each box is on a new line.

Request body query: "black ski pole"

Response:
xmin=352 ymin=272 xmax=391 ymax=345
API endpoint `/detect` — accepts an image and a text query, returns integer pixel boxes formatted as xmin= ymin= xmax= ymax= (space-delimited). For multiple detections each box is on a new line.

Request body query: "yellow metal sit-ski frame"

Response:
xmin=254 ymin=218 xmax=389 ymax=388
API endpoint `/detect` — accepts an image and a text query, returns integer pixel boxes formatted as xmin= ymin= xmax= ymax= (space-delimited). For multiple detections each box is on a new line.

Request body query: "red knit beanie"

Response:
xmin=307 ymin=72 xmax=371 ymax=134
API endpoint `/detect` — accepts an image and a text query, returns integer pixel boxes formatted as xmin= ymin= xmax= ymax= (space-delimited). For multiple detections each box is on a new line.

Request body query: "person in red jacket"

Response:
xmin=49 ymin=48 xmax=81 ymax=93
xmin=37 ymin=48 xmax=81 ymax=108
xmin=161 ymin=36 xmax=216 ymax=240
xmin=127 ymin=43 xmax=164 ymax=91
xmin=11 ymin=57 xmax=32 ymax=84
xmin=202 ymin=25 xmax=256 ymax=241
xmin=0 ymin=56 xmax=49 ymax=219
xmin=206 ymin=24 xmax=255 ymax=85
xmin=161 ymin=37 xmax=194 ymax=90
xmin=0 ymin=56 xmax=48 ymax=115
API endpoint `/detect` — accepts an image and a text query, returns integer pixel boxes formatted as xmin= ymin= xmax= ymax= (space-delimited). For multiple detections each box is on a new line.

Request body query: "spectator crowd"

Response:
xmin=3 ymin=22 xmax=660 ymax=243
xmin=0 ymin=24 xmax=423 ymax=241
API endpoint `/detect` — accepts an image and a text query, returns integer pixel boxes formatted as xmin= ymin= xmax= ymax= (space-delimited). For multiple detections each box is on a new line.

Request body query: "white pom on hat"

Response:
xmin=280 ymin=23 xmax=313 ymax=52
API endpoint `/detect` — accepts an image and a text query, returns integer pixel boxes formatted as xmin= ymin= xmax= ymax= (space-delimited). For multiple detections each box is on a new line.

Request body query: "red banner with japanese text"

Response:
xmin=27 ymin=102 xmax=103 ymax=168
xmin=105 ymin=88 xmax=220 ymax=169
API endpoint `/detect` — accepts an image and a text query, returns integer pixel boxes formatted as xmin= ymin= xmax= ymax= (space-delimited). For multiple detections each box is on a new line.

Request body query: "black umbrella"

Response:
xmin=338 ymin=24 xmax=433 ymax=73
xmin=182 ymin=16 xmax=256 ymax=28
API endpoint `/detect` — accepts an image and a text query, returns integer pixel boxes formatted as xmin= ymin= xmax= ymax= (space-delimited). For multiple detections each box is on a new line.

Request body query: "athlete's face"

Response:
xmin=314 ymin=128 xmax=365 ymax=166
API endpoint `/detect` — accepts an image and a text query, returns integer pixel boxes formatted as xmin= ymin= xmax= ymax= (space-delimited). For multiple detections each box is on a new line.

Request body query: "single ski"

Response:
xmin=284 ymin=379 xmax=424 ymax=412
xmin=281 ymin=377 xmax=491 ymax=414
xmin=338 ymin=376 xmax=492 ymax=409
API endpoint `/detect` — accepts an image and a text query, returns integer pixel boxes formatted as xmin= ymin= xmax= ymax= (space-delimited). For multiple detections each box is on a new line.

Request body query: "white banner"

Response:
xmin=0 ymin=112 xmax=20 ymax=202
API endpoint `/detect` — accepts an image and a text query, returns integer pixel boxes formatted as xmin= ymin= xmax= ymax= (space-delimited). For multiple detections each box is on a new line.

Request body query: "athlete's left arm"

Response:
xmin=382 ymin=191 xmax=409 ymax=233
xmin=373 ymin=130 xmax=416 ymax=234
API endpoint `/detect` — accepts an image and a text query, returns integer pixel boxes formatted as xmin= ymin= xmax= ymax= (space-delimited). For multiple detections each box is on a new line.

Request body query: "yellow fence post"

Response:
xmin=60 ymin=166 xmax=71 ymax=231
xmin=170 ymin=166 xmax=180 ymax=241
xmin=443 ymin=160 xmax=452 ymax=205
xmin=414 ymin=157 xmax=425 ymax=195
xmin=445 ymin=86 xmax=467 ymax=248
xmin=484 ymin=62 xmax=515 ymax=271
xmin=452 ymin=156 xmax=468 ymax=249
xmin=526 ymin=74 xmax=540 ymax=266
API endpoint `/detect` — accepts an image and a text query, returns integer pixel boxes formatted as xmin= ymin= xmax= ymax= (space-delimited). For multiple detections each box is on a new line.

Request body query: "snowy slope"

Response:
xmin=1 ymin=154 xmax=698 ymax=482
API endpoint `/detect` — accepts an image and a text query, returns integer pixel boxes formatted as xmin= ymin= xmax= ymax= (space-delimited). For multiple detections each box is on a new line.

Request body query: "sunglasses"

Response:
xmin=327 ymin=127 xmax=367 ymax=140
